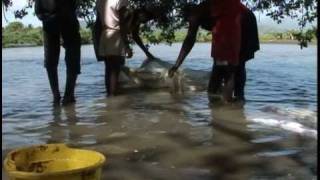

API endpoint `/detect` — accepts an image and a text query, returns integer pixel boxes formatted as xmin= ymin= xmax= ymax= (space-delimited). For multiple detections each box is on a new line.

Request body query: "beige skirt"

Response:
xmin=98 ymin=29 xmax=126 ymax=57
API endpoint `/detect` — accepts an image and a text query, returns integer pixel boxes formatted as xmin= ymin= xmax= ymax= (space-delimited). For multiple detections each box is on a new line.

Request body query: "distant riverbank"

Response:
xmin=3 ymin=21 xmax=317 ymax=48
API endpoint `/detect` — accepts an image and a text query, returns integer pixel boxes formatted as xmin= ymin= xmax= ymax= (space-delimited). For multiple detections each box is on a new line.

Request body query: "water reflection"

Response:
xmin=46 ymin=104 xmax=98 ymax=146
xmin=2 ymin=44 xmax=316 ymax=179
xmin=47 ymin=105 xmax=78 ymax=145
xmin=206 ymin=104 xmax=253 ymax=179
xmin=42 ymin=93 xmax=318 ymax=179
xmin=2 ymin=90 xmax=316 ymax=179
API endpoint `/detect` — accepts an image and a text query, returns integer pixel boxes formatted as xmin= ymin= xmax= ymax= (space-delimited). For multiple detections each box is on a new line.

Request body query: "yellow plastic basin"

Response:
xmin=4 ymin=144 xmax=106 ymax=180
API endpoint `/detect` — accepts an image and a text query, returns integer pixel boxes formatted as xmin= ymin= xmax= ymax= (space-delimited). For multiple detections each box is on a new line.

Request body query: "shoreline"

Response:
xmin=2 ymin=40 xmax=317 ymax=49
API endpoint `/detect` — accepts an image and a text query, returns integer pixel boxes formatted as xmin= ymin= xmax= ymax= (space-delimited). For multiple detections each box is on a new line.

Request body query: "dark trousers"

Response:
xmin=43 ymin=14 xmax=81 ymax=75
xmin=234 ymin=61 xmax=246 ymax=99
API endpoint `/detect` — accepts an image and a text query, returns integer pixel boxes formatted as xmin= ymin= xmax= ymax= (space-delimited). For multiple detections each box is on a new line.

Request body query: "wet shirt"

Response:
xmin=210 ymin=0 xmax=243 ymax=65
xmin=97 ymin=0 xmax=129 ymax=30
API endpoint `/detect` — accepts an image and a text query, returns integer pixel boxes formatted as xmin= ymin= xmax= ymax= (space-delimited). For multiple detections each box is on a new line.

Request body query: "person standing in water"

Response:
xmin=169 ymin=0 xmax=258 ymax=103
xmin=35 ymin=0 xmax=81 ymax=105
xmin=96 ymin=0 xmax=133 ymax=96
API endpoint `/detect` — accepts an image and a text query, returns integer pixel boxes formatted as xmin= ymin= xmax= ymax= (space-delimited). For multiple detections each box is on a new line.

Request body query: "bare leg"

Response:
xmin=43 ymin=21 xmax=61 ymax=104
xmin=46 ymin=67 xmax=61 ymax=103
xmin=104 ymin=60 xmax=110 ymax=94
xmin=62 ymin=73 xmax=78 ymax=105
xmin=222 ymin=66 xmax=235 ymax=102
xmin=208 ymin=64 xmax=223 ymax=94
xmin=105 ymin=56 xmax=125 ymax=96
xmin=61 ymin=15 xmax=81 ymax=105
xmin=234 ymin=62 xmax=246 ymax=101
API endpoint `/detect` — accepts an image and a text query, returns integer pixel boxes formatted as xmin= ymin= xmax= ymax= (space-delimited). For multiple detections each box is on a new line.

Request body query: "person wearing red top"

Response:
xmin=206 ymin=0 xmax=243 ymax=102
xmin=210 ymin=0 xmax=242 ymax=65
xmin=169 ymin=0 xmax=258 ymax=103
xmin=209 ymin=3 xmax=259 ymax=102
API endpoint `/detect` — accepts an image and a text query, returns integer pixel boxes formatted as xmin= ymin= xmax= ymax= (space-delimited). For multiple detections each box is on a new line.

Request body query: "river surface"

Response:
xmin=2 ymin=43 xmax=317 ymax=179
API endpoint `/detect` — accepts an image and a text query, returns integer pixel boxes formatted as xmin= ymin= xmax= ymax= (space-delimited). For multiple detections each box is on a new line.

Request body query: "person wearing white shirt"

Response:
xmin=96 ymin=0 xmax=133 ymax=96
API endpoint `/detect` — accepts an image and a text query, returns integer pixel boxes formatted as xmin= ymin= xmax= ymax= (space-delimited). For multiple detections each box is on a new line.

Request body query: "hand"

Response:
xmin=168 ymin=65 xmax=179 ymax=78
xmin=126 ymin=47 xmax=133 ymax=58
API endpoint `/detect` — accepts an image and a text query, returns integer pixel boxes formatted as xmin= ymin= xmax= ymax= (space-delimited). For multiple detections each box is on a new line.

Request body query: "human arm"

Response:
xmin=119 ymin=7 xmax=133 ymax=58
xmin=169 ymin=17 xmax=200 ymax=77
xmin=132 ymin=26 xmax=156 ymax=59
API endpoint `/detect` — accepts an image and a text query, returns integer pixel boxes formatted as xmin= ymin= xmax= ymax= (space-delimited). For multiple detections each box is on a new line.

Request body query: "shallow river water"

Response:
xmin=2 ymin=43 xmax=317 ymax=179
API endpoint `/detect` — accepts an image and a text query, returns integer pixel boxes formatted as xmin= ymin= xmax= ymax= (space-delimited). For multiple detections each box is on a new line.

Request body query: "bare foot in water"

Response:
xmin=62 ymin=96 xmax=76 ymax=106
xmin=53 ymin=94 xmax=61 ymax=106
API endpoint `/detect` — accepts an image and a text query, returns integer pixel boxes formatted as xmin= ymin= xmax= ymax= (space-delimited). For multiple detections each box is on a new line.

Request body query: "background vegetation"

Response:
xmin=2 ymin=22 xmax=92 ymax=48
xmin=2 ymin=21 xmax=317 ymax=48
xmin=2 ymin=0 xmax=317 ymax=48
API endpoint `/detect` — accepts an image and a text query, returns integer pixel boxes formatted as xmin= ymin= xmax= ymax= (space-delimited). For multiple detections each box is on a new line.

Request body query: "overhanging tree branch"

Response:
xmin=2 ymin=0 xmax=317 ymax=47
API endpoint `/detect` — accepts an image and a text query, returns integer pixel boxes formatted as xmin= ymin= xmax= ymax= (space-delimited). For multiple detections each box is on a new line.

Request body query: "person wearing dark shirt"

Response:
xmin=35 ymin=0 xmax=81 ymax=105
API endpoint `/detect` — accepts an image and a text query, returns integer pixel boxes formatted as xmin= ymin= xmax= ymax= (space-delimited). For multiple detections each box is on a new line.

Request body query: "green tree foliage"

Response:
xmin=2 ymin=22 xmax=43 ymax=47
xmin=79 ymin=28 xmax=93 ymax=44
xmin=1 ymin=21 xmax=316 ymax=48
xmin=5 ymin=21 xmax=24 ymax=31
xmin=291 ymin=26 xmax=317 ymax=48
xmin=2 ymin=0 xmax=317 ymax=47
xmin=2 ymin=22 xmax=95 ymax=47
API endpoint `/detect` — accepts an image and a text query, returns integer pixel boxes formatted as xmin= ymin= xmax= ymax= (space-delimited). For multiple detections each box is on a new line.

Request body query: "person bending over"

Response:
xmin=94 ymin=5 xmax=168 ymax=60
xmin=169 ymin=0 xmax=255 ymax=103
